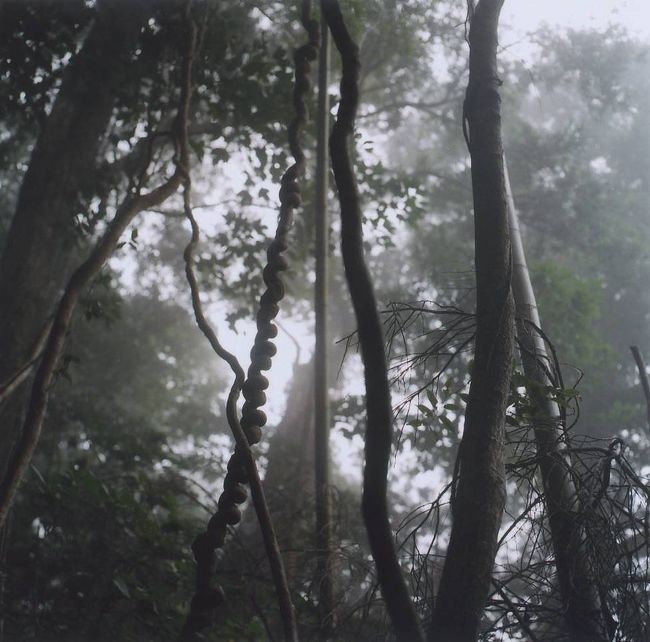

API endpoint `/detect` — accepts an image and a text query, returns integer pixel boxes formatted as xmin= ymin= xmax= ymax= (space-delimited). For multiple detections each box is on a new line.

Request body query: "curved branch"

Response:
xmin=0 ymin=0 xmax=196 ymax=531
xmin=181 ymin=2 xmax=320 ymax=640
xmin=321 ymin=1 xmax=423 ymax=640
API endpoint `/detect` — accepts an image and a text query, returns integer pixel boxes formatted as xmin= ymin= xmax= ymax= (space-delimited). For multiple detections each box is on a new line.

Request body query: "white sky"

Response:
xmin=503 ymin=0 xmax=650 ymax=42
xmin=205 ymin=0 xmax=650 ymax=445
xmin=112 ymin=0 xmax=650 ymax=488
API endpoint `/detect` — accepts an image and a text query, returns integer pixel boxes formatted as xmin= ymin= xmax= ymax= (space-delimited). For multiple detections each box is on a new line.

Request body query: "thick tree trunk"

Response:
xmin=0 ymin=1 xmax=150 ymax=481
xmin=505 ymin=160 xmax=608 ymax=642
xmin=430 ymin=1 xmax=514 ymax=640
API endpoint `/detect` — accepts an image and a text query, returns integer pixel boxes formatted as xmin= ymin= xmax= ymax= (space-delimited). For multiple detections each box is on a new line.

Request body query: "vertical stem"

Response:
xmin=430 ymin=1 xmax=514 ymax=639
xmin=313 ymin=16 xmax=336 ymax=638
xmin=630 ymin=346 xmax=650 ymax=433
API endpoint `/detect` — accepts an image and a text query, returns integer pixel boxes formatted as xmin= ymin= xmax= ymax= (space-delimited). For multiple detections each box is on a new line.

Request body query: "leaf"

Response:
xmin=440 ymin=415 xmax=455 ymax=431
xmin=113 ymin=577 xmax=131 ymax=599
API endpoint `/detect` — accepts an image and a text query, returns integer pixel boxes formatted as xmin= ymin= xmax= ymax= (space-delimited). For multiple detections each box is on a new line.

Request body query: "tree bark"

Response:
xmin=505 ymin=160 xmax=608 ymax=642
xmin=0 ymin=0 xmax=150 ymax=481
xmin=430 ymin=1 xmax=514 ymax=640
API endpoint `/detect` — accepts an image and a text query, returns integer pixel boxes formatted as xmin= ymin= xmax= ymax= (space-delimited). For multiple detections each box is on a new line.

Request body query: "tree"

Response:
xmin=429 ymin=2 xmax=514 ymax=639
xmin=0 ymin=0 xmax=152 ymax=491
xmin=505 ymin=160 xmax=608 ymax=640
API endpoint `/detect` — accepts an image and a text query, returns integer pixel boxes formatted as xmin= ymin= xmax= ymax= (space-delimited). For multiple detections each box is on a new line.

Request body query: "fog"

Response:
xmin=1 ymin=1 xmax=650 ymax=640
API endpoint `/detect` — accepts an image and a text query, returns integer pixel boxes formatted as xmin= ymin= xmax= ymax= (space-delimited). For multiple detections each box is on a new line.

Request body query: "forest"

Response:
xmin=1 ymin=0 xmax=650 ymax=640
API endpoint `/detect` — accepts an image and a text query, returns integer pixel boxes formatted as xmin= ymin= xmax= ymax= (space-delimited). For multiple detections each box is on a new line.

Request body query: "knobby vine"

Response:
xmin=180 ymin=3 xmax=319 ymax=640
xmin=320 ymin=1 xmax=423 ymax=640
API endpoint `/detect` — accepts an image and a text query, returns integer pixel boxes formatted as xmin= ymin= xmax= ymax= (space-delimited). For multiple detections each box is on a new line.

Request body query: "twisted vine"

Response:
xmin=238 ymin=4 xmax=319 ymax=450
xmin=180 ymin=3 xmax=319 ymax=640
xmin=320 ymin=1 xmax=423 ymax=640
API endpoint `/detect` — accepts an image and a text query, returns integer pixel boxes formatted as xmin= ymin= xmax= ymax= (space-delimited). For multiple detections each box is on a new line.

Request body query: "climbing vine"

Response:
xmin=180 ymin=2 xmax=319 ymax=640
xmin=321 ymin=1 xmax=423 ymax=640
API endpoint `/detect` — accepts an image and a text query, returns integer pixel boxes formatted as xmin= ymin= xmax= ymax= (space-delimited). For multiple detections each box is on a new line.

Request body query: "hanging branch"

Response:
xmin=320 ymin=2 xmax=423 ymax=640
xmin=0 ymin=320 xmax=52 ymax=405
xmin=430 ymin=1 xmax=515 ymax=639
xmin=0 ymin=9 xmax=196 ymax=531
xmin=180 ymin=2 xmax=320 ymax=641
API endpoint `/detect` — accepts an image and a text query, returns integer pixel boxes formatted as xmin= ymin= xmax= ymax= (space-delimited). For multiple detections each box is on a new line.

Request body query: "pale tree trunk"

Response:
xmin=505 ymin=159 xmax=608 ymax=642
xmin=630 ymin=346 xmax=650 ymax=432
xmin=430 ymin=1 xmax=514 ymax=639
xmin=0 ymin=0 xmax=150 ymax=482
xmin=313 ymin=18 xmax=336 ymax=639
xmin=262 ymin=359 xmax=315 ymax=557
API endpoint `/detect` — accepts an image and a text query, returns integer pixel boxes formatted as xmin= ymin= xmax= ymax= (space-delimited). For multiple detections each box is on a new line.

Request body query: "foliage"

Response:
xmin=4 ymin=293 xmax=231 ymax=640
xmin=2 ymin=1 xmax=650 ymax=640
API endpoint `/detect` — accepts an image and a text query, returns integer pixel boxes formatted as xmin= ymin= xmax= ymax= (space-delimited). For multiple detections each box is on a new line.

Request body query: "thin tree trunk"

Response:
xmin=321 ymin=2 xmax=423 ymax=640
xmin=505 ymin=160 xmax=608 ymax=641
xmin=313 ymin=17 xmax=336 ymax=638
xmin=0 ymin=0 xmax=150 ymax=482
xmin=430 ymin=1 xmax=514 ymax=640
xmin=630 ymin=346 xmax=650 ymax=433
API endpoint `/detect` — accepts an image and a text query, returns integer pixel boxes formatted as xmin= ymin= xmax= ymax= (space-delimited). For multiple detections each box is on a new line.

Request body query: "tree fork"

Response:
xmin=321 ymin=1 xmax=423 ymax=640
xmin=430 ymin=1 xmax=514 ymax=639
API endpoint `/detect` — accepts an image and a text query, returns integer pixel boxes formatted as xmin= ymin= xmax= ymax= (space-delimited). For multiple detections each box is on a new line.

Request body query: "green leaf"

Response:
xmin=440 ymin=415 xmax=455 ymax=431
xmin=113 ymin=577 xmax=131 ymax=599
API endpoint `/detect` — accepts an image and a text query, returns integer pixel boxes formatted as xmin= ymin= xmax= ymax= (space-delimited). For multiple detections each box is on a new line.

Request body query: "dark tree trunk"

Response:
xmin=322 ymin=1 xmax=423 ymax=640
xmin=430 ymin=1 xmax=514 ymax=640
xmin=0 ymin=1 xmax=150 ymax=479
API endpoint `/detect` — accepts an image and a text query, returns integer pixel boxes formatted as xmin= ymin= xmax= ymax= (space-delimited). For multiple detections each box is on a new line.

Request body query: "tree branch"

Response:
xmin=321 ymin=1 xmax=423 ymax=640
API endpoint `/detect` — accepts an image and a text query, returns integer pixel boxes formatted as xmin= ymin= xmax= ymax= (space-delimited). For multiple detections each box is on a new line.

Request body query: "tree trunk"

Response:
xmin=505 ymin=160 xmax=608 ymax=642
xmin=0 ymin=1 xmax=150 ymax=479
xmin=630 ymin=346 xmax=650 ymax=433
xmin=313 ymin=18 xmax=336 ymax=638
xmin=430 ymin=1 xmax=514 ymax=640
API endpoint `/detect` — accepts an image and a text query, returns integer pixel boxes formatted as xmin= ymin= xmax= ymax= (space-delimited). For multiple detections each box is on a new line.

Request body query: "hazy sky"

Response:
xmin=503 ymin=0 xmax=650 ymax=40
